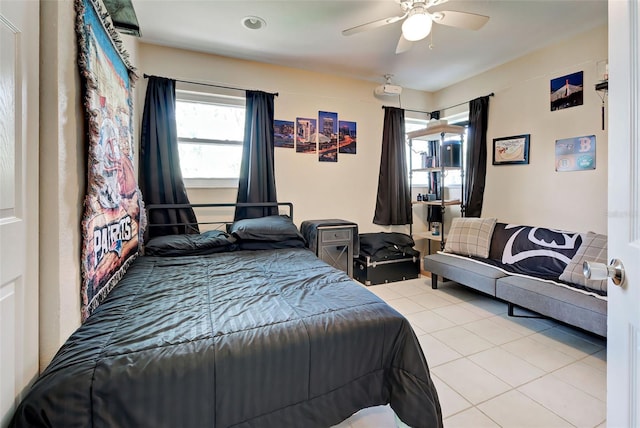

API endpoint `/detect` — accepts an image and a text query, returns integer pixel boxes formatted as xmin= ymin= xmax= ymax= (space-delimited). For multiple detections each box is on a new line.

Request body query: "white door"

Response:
xmin=0 ymin=1 xmax=39 ymax=426
xmin=607 ymin=0 xmax=640 ymax=426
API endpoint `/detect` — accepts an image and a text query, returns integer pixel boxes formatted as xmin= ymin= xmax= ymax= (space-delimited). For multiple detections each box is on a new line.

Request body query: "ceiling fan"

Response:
xmin=342 ymin=0 xmax=489 ymax=54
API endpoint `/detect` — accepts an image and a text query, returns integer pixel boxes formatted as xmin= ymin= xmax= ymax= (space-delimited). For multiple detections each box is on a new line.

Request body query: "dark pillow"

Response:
xmin=236 ymin=238 xmax=307 ymax=251
xmin=144 ymin=230 xmax=234 ymax=256
xmin=228 ymin=215 xmax=305 ymax=242
xmin=359 ymin=232 xmax=415 ymax=257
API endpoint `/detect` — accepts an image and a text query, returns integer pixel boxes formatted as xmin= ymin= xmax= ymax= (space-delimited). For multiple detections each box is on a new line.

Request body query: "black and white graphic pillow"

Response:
xmin=488 ymin=223 xmax=583 ymax=280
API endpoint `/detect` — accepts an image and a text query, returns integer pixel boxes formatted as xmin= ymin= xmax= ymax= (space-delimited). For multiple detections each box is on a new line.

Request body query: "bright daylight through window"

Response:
xmin=405 ymin=117 xmax=465 ymax=187
xmin=176 ymin=91 xmax=245 ymax=187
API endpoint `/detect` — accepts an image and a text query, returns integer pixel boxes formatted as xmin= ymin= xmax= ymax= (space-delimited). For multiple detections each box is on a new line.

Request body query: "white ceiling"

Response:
xmin=132 ymin=0 xmax=608 ymax=92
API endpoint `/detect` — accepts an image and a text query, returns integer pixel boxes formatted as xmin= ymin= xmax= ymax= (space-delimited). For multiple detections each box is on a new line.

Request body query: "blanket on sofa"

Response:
xmin=484 ymin=223 xmax=583 ymax=280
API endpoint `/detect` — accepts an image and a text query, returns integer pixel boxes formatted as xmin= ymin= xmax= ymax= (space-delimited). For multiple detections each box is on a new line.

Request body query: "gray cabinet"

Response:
xmin=300 ymin=220 xmax=358 ymax=277
xmin=317 ymin=225 xmax=356 ymax=277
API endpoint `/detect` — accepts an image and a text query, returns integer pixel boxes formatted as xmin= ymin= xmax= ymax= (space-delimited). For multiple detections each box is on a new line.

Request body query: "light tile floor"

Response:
xmin=335 ymin=276 xmax=607 ymax=428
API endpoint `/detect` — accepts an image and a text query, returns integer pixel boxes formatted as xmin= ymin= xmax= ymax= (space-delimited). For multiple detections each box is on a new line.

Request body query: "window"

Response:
xmin=175 ymin=90 xmax=245 ymax=187
xmin=405 ymin=114 xmax=468 ymax=187
xmin=405 ymin=119 xmax=429 ymax=186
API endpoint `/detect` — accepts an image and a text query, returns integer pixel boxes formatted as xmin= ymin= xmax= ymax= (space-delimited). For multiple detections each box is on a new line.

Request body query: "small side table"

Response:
xmin=300 ymin=219 xmax=359 ymax=277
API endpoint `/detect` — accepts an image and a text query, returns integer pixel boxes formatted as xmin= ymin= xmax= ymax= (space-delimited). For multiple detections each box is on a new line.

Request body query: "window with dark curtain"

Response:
xmin=373 ymin=106 xmax=412 ymax=225
xmin=139 ymin=76 xmax=199 ymax=238
xmin=464 ymin=95 xmax=490 ymax=217
xmin=234 ymin=90 xmax=278 ymax=221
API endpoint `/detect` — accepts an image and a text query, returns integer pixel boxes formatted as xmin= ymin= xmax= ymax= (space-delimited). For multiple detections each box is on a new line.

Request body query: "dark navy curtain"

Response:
xmin=234 ymin=90 xmax=278 ymax=220
xmin=464 ymin=95 xmax=490 ymax=217
xmin=139 ymin=76 xmax=198 ymax=238
xmin=373 ymin=107 xmax=412 ymax=225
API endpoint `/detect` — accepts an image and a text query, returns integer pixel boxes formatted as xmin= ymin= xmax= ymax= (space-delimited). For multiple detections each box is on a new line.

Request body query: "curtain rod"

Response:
xmin=441 ymin=92 xmax=494 ymax=111
xmin=143 ymin=73 xmax=279 ymax=97
xmin=381 ymin=106 xmax=431 ymax=115
xmin=406 ymin=108 xmax=431 ymax=115
xmin=383 ymin=92 xmax=494 ymax=114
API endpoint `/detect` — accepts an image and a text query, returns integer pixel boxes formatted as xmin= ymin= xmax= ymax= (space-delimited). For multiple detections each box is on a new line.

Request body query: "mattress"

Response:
xmin=11 ymin=248 xmax=441 ymax=428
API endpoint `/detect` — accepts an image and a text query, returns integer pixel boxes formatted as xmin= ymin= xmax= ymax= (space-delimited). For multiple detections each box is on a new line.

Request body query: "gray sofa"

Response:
xmin=423 ymin=220 xmax=608 ymax=337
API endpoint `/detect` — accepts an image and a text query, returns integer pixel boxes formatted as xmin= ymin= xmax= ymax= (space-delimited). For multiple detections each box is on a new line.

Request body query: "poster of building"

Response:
xmin=550 ymin=71 xmax=584 ymax=111
xmin=295 ymin=117 xmax=317 ymax=154
xmin=338 ymin=120 xmax=357 ymax=154
xmin=274 ymin=120 xmax=294 ymax=148
xmin=318 ymin=111 xmax=338 ymax=162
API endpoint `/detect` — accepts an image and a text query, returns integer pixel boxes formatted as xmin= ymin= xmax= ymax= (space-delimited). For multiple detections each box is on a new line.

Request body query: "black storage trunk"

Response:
xmin=353 ymin=252 xmax=420 ymax=286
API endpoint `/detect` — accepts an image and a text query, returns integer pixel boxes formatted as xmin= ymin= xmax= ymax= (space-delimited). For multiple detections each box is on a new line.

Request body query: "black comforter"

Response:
xmin=11 ymin=248 xmax=441 ymax=427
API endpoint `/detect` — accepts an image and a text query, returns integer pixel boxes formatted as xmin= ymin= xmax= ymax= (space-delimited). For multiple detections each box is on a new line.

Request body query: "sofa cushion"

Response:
xmin=559 ymin=232 xmax=608 ymax=294
xmin=487 ymin=223 xmax=583 ymax=281
xmin=444 ymin=217 xmax=497 ymax=258
xmin=496 ymin=275 xmax=607 ymax=337
xmin=424 ymin=253 xmax=506 ymax=296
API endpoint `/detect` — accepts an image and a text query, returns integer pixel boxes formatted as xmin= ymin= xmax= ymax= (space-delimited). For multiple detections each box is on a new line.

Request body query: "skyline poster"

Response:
xmin=318 ymin=111 xmax=338 ymax=162
xmin=295 ymin=117 xmax=317 ymax=154
xmin=274 ymin=120 xmax=294 ymax=148
xmin=338 ymin=120 xmax=357 ymax=154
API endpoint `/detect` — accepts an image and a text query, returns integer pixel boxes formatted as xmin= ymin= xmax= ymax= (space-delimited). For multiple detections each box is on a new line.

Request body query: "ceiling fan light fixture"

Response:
xmin=401 ymin=9 xmax=432 ymax=41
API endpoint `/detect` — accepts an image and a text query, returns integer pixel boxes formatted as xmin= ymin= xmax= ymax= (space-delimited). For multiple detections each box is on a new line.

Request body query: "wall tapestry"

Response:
xmin=76 ymin=0 xmax=145 ymax=321
xmin=318 ymin=111 xmax=338 ymax=162
xmin=555 ymin=135 xmax=596 ymax=172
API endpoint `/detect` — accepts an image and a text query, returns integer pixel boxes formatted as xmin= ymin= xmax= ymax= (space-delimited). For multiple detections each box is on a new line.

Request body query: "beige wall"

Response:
xmin=39 ymin=0 xmax=84 ymax=368
xmin=38 ymin=0 xmax=140 ymax=368
xmin=435 ymin=25 xmax=608 ymax=234
xmin=137 ymin=43 xmax=434 ymax=233
xmin=37 ymin=12 xmax=607 ymax=367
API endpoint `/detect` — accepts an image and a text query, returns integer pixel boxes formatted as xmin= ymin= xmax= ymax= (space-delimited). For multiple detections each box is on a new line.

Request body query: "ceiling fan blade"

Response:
xmin=425 ymin=0 xmax=450 ymax=7
xmin=342 ymin=14 xmax=406 ymax=36
xmin=432 ymin=10 xmax=489 ymax=31
xmin=395 ymin=35 xmax=413 ymax=54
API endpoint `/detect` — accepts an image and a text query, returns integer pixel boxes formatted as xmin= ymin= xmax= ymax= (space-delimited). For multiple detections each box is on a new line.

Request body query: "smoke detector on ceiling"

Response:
xmin=374 ymin=74 xmax=403 ymax=96
xmin=242 ymin=16 xmax=266 ymax=30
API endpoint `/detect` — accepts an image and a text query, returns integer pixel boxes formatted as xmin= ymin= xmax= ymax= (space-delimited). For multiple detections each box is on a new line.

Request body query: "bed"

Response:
xmin=11 ymin=203 xmax=442 ymax=428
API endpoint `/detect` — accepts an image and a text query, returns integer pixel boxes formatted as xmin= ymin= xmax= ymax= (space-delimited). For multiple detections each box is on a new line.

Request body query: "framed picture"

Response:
xmin=493 ymin=134 xmax=530 ymax=165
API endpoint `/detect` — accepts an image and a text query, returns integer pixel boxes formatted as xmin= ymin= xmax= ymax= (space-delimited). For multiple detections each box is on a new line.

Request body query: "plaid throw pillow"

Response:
xmin=444 ymin=217 xmax=497 ymax=258
xmin=559 ymin=232 xmax=608 ymax=293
